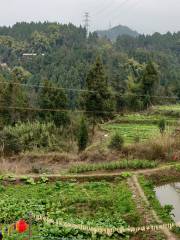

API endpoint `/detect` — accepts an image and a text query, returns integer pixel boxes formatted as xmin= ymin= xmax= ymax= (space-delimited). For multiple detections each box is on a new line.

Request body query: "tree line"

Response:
xmin=0 ymin=57 xmax=160 ymax=127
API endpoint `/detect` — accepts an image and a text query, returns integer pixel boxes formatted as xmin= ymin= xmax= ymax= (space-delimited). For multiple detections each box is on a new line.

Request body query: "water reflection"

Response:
xmin=155 ymin=183 xmax=180 ymax=222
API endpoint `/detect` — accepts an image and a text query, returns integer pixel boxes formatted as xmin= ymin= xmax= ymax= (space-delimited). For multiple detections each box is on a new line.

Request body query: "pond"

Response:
xmin=155 ymin=183 xmax=180 ymax=222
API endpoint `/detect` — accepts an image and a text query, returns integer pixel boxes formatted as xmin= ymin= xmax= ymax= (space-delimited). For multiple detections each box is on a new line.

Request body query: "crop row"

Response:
xmin=69 ymin=159 xmax=158 ymax=174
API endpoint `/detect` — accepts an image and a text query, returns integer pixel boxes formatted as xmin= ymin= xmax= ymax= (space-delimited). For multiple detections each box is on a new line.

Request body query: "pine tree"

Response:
xmin=38 ymin=80 xmax=69 ymax=126
xmin=84 ymin=57 xmax=115 ymax=126
xmin=77 ymin=117 xmax=88 ymax=152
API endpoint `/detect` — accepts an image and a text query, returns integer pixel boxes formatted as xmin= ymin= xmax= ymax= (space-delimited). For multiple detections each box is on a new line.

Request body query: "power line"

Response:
xmin=0 ymin=105 xmax=118 ymax=114
xmin=0 ymin=106 xmax=82 ymax=113
xmin=0 ymin=81 xmax=178 ymax=99
xmin=0 ymin=98 xmax=178 ymax=115
xmin=92 ymin=0 xmax=131 ymax=19
xmin=92 ymin=0 xmax=114 ymax=17
xmin=92 ymin=0 xmax=142 ymax=30
xmin=0 ymin=81 xmax=95 ymax=93
xmin=110 ymin=0 xmax=142 ymax=25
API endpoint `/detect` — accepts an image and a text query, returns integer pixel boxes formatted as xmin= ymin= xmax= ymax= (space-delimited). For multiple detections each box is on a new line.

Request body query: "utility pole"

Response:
xmin=84 ymin=12 xmax=90 ymax=37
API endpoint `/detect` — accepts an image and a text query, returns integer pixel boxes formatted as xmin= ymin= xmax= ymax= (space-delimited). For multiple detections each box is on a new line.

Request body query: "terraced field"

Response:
xmin=103 ymin=112 xmax=177 ymax=144
xmin=113 ymin=114 xmax=177 ymax=125
xmin=151 ymin=105 xmax=180 ymax=118
xmin=104 ymin=123 xmax=162 ymax=143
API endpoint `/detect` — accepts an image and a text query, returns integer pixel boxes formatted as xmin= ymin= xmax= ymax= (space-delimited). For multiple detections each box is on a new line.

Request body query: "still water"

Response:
xmin=155 ymin=183 xmax=180 ymax=222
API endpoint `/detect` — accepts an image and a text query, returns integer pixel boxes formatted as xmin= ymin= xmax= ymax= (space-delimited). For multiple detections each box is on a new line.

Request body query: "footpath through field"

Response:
xmin=128 ymin=175 xmax=178 ymax=240
xmin=14 ymin=164 xmax=179 ymax=182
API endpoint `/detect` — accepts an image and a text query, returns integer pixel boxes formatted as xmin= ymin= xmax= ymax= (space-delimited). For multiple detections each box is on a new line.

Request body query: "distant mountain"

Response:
xmin=96 ymin=25 xmax=139 ymax=41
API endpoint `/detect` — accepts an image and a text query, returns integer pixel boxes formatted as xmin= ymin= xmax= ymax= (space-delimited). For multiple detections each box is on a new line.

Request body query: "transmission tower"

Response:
xmin=84 ymin=12 xmax=90 ymax=37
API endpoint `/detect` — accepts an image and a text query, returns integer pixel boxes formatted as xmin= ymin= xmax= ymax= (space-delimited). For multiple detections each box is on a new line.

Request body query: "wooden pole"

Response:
xmin=28 ymin=213 xmax=32 ymax=240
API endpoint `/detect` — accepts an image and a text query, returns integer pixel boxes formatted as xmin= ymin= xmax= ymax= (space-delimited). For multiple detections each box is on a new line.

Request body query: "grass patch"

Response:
xmin=139 ymin=175 xmax=174 ymax=223
xmin=153 ymin=105 xmax=180 ymax=112
xmin=69 ymin=160 xmax=158 ymax=174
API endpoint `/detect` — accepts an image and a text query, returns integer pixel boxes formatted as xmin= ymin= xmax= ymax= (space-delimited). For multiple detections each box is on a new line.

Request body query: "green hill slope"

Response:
xmin=96 ymin=25 xmax=139 ymax=41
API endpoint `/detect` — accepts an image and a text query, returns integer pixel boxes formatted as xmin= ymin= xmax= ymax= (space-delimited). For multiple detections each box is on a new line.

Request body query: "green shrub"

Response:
xmin=25 ymin=177 xmax=35 ymax=185
xmin=109 ymin=133 xmax=124 ymax=150
xmin=0 ymin=121 xmax=63 ymax=155
xmin=0 ymin=130 xmax=23 ymax=156
xmin=158 ymin=119 xmax=166 ymax=134
xmin=172 ymin=226 xmax=180 ymax=236
xmin=121 ymin=172 xmax=133 ymax=178
xmin=39 ymin=176 xmax=49 ymax=184
xmin=5 ymin=175 xmax=16 ymax=182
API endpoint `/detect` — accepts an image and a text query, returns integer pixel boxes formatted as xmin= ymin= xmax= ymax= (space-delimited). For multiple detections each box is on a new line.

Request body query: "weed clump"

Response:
xmin=77 ymin=118 xmax=89 ymax=152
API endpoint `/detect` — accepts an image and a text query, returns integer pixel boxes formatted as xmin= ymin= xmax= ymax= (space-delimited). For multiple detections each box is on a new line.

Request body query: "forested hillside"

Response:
xmin=0 ymin=22 xmax=179 ymax=123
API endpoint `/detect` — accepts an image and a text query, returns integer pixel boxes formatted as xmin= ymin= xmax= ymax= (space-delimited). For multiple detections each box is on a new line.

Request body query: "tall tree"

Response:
xmin=141 ymin=61 xmax=160 ymax=107
xmin=38 ymin=80 xmax=69 ymax=126
xmin=4 ymin=67 xmax=30 ymax=124
xmin=124 ymin=60 xmax=160 ymax=110
xmin=84 ymin=57 xmax=115 ymax=127
xmin=141 ymin=62 xmax=159 ymax=95
xmin=123 ymin=59 xmax=145 ymax=111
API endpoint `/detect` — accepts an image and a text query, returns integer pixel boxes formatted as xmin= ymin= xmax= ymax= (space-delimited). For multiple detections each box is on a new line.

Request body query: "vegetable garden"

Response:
xmin=0 ymin=179 xmax=141 ymax=240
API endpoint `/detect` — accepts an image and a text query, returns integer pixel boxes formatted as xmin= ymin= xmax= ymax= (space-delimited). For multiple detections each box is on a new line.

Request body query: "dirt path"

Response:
xmin=130 ymin=175 xmax=177 ymax=240
xmin=14 ymin=164 xmax=177 ymax=181
xmin=128 ymin=177 xmax=154 ymax=225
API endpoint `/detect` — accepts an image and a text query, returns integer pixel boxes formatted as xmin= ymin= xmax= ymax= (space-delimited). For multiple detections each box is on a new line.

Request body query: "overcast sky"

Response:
xmin=0 ymin=0 xmax=179 ymax=34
